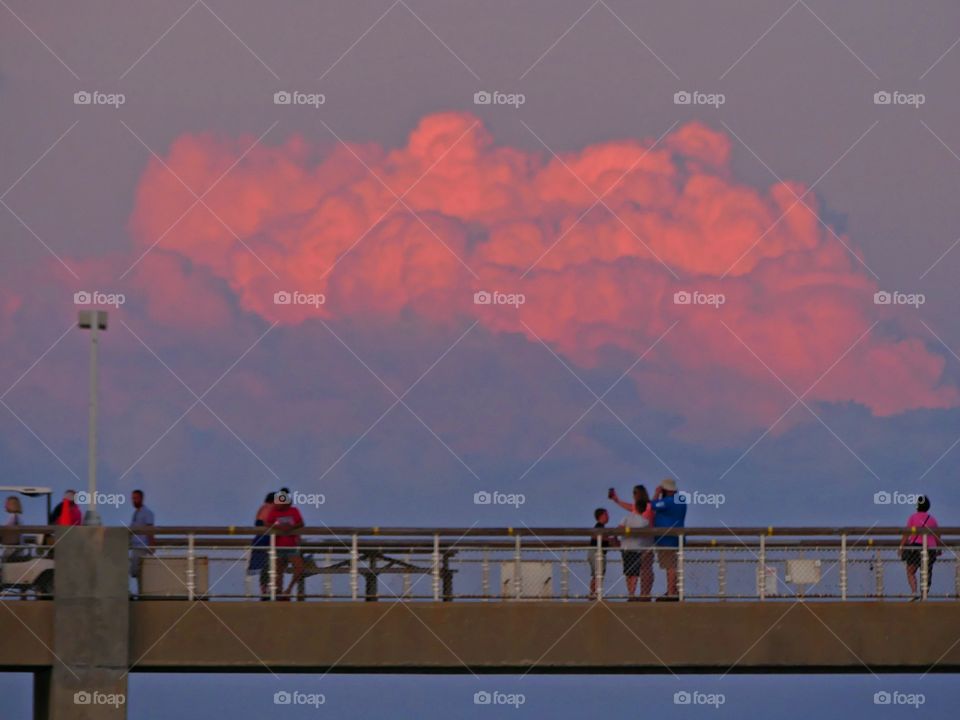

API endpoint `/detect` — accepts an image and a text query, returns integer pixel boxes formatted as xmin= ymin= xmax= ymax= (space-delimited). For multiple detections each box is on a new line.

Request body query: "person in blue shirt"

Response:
xmin=129 ymin=489 xmax=155 ymax=595
xmin=651 ymin=478 xmax=686 ymax=601
xmin=248 ymin=492 xmax=276 ymax=599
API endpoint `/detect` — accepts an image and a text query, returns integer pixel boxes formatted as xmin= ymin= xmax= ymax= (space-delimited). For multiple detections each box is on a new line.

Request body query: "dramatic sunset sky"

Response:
xmin=2 ymin=0 xmax=960 ymax=716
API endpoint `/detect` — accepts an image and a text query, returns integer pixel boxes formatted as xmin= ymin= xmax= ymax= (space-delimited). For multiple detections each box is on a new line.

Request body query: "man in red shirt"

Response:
xmin=265 ymin=489 xmax=304 ymax=600
xmin=49 ymin=490 xmax=83 ymax=526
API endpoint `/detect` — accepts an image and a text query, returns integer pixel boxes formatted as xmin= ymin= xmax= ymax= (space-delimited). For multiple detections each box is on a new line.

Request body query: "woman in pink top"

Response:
xmin=899 ymin=495 xmax=941 ymax=600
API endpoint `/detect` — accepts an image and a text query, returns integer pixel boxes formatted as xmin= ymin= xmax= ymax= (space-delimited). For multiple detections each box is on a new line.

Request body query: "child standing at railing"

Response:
xmin=588 ymin=508 xmax=617 ymax=600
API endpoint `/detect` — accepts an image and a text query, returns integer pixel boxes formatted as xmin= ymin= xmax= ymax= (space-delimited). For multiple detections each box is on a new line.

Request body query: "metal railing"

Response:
xmin=2 ymin=526 xmax=955 ymax=602
xmin=106 ymin=526 xmax=960 ymax=603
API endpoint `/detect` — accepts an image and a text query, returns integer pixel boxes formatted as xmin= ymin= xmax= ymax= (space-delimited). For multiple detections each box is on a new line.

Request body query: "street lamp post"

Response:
xmin=78 ymin=309 xmax=108 ymax=526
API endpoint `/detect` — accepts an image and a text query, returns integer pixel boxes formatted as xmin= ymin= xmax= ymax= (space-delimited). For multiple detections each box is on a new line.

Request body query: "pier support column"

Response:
xmin=40 ymin=527 xmax=129 ymax=719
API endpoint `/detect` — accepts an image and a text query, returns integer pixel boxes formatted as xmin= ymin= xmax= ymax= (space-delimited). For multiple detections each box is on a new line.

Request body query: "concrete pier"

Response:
xmin=0 ymin=529 xmax=958 ymax=718
xmin=125 ymin=600 xmax=960 ymax=674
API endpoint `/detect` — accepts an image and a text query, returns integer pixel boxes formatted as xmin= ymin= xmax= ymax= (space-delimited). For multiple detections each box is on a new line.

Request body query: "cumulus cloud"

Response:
xmin=127 ymin=113 xmax=958 ymax=436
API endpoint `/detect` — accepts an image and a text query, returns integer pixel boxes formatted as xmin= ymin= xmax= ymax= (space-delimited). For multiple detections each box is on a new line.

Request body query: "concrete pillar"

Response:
xmin=40 ymin=527 xmax=129 ymax=719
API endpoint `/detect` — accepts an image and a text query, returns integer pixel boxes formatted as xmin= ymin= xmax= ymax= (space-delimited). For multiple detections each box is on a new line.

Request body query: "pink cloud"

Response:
xmin=122 ymin=112 xmax=958 ymax=437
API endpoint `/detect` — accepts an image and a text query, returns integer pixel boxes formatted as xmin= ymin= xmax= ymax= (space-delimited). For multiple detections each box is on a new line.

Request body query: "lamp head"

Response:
xmin=77 ymin=310 xmax=108 ymax=330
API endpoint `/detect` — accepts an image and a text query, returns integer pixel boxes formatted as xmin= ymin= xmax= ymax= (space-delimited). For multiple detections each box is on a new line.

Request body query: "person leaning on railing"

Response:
xmin=248 ymin=492 xmax=275 ymax=599
xmin=899 ymin=495 xmax=942 ymax=600
xmin=265 ymin=489 xmax=305 ymax=600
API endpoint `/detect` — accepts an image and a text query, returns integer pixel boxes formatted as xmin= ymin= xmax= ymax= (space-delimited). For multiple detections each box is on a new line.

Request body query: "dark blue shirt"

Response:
xmin=652 ymin=495 xmax=686 ymax=547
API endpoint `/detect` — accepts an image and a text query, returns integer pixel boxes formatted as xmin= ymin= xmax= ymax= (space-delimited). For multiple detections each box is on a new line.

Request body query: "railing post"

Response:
xmin=874 ymin=548 xmax=883 ymax=598
xmin=323 ymin=552 xmax=333 ymax=598
xmin=402 ymin=553 xmax=412 ymax=597
xmin=560 ymin=549 xmax=569 ymax=602
xmin=432 ymin=533 xmax=441 ymax=601
xmin=677 ymin=534 xmax=685 ymax=601
xmin=921 ymin=533 xmax=929 ymax=601
xmin=758 ymin=534 xmax=766 ymax=601
xmin=187 ymin=533 xmax=196 ymax=601
xmin=244 ymin=547 xmax=254 ymax=598
xmin=268 ymin=532 xmax=277 ymax=602
xmin=441 ymin=552 xmax=454 ymax=601
xmin=350 ymin=534 xmax=359 ymax=601
xmin=595 ymin=533 xmax=603 ymax=601
xmin=954 ymin=548 xmax=960 ymax=600
xmin=718 ymin=552 xmax=727 ymax=599
xmin=840 ymin=533 xmax=848 ymax=601
xmin=513 ymin=535 xmax=522 ymax=600
xmin=481 ymin=550 xmax=490 ymax=601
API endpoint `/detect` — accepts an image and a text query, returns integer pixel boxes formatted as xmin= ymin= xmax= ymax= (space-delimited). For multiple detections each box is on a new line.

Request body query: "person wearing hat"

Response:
xmin=651 ymin=478 xmax=686 ymax=600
